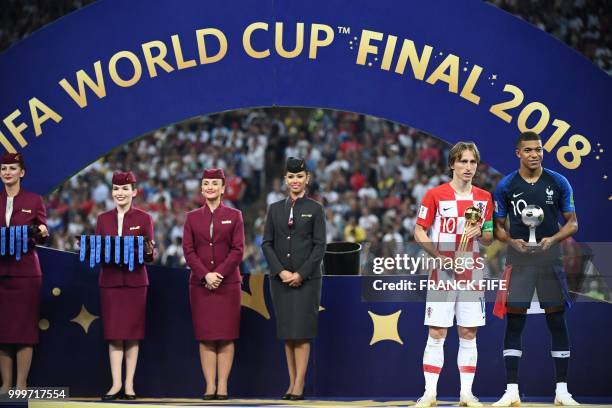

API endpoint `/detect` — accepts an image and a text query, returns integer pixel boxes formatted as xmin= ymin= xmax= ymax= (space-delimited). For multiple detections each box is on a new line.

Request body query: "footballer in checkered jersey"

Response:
xmin=413 ymin=141 xmax=493 ymax=407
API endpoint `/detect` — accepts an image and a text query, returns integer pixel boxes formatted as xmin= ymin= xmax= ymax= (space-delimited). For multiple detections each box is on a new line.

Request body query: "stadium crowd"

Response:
xmin=45 ymin=110 xmax=270 ymax=269
xmin=490 ymin=0 xmax=611 ymax=74
xmin=1 ymin=1 xmax=606 ymax=296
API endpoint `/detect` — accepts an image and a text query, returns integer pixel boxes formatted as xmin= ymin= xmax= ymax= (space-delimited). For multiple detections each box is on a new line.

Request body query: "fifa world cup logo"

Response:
xmin=458 ymin=206 xmax=482 ymax=252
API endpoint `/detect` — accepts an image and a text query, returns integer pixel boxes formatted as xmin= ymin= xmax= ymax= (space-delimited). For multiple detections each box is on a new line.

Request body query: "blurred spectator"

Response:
xmin=584 ymin=279 xmax=606 ymax=300
xmin=344 ymin=217 xmax=367 ymax=243
xmin=274 ymin=109 xmax=504 ymax=275
xmin=43 ymin=110 xmax=275 ymax=268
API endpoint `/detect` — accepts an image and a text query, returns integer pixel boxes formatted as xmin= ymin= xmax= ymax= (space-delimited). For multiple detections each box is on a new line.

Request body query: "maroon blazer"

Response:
xmin=95 ymin=206 xmax=154 ymax=288
xmin=0 ymin=189 xmax=47 ymax=277
xmin=183 ymin=203 xmax=244 ymax=286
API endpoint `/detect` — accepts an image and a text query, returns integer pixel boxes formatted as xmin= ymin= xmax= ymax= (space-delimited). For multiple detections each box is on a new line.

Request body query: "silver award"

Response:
xmin=520 ymin=204 xmax=544 ymax=248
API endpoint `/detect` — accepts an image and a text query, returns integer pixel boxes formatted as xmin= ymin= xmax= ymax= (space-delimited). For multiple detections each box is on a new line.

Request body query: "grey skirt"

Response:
xmin=269 ymin=276 xmax=322 ymax=340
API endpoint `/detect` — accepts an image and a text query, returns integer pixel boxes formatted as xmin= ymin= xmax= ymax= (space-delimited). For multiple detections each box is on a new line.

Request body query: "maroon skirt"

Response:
xmin=100 ymin=286 xmax=147 ymax=340
xmin=0 ymin=276 xmax=41 ymax=345
xmin=190 ymin=281 xmax=240 ymax=341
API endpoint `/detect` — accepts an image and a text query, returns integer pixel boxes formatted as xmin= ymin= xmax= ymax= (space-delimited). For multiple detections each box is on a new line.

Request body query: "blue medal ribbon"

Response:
xmin=104 ymin=236 xmax=111 ymax=263
xmin=1 ymin=227 xmax=6 ymax=256
xmin=114 ymin=236 xmax=121 ymax=264
xmin=22 ymin=225 xmax=27 ymax=253
xmin=9 ymin=226 xmax=15 ymax=255
xmin=15 ymin=226 xmax=21 ymax=261
xmin=79 ymin=235 xmax=86 ymax=261
xmin=95 ymin=235 xmax=101 ymax=264
xmin=123 ymin=236 xmax=129 ymax=265
xmin=128 ymin=236 xmax=135 ymax=271
xmin=89 ymin=235 xmax=95 ymax=268
xmin=138 ymin=236 xmax=144 ymax=264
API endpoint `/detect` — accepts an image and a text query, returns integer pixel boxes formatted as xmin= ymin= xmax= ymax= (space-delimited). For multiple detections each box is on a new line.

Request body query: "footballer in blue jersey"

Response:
xmin=492 ymin=132 xmax=579 ymax=407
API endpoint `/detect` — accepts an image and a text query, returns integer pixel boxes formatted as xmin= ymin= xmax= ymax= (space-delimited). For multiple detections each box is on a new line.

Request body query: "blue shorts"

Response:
xmin=506 ymin=264 xmax=565 ymax=309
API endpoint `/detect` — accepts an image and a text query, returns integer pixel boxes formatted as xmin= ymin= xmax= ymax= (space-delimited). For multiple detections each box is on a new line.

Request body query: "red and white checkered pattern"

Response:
xmin=417 ymin=183 xmax=493 ymax=281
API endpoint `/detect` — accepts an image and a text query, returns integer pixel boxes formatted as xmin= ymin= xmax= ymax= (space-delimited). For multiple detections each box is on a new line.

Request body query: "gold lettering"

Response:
xmin=309 ymin=24 xmax=334 ymax=59
xmin=243 ymin=22 xmax=270 ymax=59
xmin=0 ymin=130 xmax=16 ymax=153
xmin=3 ymin=110 xmax=28 ymax=147
xmin=275 ymin=22 xmax=304 ymax=58
xmin=171 ymin=34 xmax=197 ymax=69
xmin=395 ymin=39 xmax=432 ymax=80
xmin=356 ymin=29 xmax=383 ymax=65
xmin=29 ymin=98 xmax=62 ymax=137
xmin=381 ymin=35 xmax=397 ymax=71
xmin=109 ymin=51 xmax=143 ymax=87
xmin=59 ymin=60 xmax=106 ymax=108
xmin=460 ymin=64 xmax=483 ymax=105
xmin=142 ymin=40 xmax=175 ymax=78
xmin=196 ymin=28 xmax=227 ymax=64
xmin=426 ymin=53 xmax=459 ymax=93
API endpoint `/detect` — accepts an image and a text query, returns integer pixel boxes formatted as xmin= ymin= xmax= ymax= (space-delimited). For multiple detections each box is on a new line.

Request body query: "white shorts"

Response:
xmin=423 ymin=289 xmax=486 ymax=328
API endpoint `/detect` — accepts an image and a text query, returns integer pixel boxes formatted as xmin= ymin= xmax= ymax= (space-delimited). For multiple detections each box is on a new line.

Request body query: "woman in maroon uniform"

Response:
xmin=0 ymin=153 xmax=48 ymax=393
xmin=95 ymin=171 xmax=154 ymax=400
xmin=183 ymin=168 xmax=244 ymax=400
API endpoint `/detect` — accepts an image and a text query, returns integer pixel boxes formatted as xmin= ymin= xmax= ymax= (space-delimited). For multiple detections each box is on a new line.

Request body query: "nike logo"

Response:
xmin=512 ymin=192 xmax=524 ymax=198
xmin=443 ymin=207 xmax=452 ymax=211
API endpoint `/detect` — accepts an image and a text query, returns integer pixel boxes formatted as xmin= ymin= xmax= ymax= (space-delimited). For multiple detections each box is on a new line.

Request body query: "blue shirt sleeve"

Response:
xmin=549 ymin=170 xmax=575 ymax=213
xmin=493 ymin=176 xmax=510 ymax=218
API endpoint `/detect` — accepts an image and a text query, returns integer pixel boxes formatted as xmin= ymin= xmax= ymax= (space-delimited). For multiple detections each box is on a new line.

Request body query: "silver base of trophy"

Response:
xmin=526 ymin=227 xmax=539 ymax=247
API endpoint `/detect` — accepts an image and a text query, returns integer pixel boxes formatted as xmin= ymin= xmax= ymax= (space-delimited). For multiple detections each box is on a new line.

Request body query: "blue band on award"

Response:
xmin=22 ymin=226 xmax=27 ymax=253
xmin=123 ymin=236 xmax=129 ymax=265
xmin=9 ymin=226 xmax=15 ymax=255
xmin=1 ymin=227 xmax=6 ymax=256
xmin=138 ymin=236 xmax=144 ymax=264
xmin=89 ymin=235 xmax=95 ymax=268
xmin=114 ymin=236 xmax=121 ymax=264
xmin=95 ymin=235 xmax=101 ymax=263
xmin=128 ymin=236 xmax=135 ymax=271
xmin=79 ymin=235 xmax=86 ymax=261
xmin=104 ymin=236 xmax=111 ymax=263
xmin=15 ymin=226 xmax=21 ymax=261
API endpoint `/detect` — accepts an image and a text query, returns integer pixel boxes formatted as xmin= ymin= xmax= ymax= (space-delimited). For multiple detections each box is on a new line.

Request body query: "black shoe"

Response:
xmin=216 ymin=394 xmax=228 ymax=400
xmin=282 ymin=393 xmax=292 ymax=400
xmin=123 ymin=393 xmax=137 ymax=400
xmin=289 ymin=394 xmax=304 ymax=401
xmin=202 ymin=394 xmax=216 ymax=400
xmin=101 ymin=391 xmax=122 ymax=401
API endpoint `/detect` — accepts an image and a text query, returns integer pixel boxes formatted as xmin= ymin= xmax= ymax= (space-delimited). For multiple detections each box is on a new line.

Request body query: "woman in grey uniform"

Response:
xmin=262 ymin=157 xmax=326 ymax=401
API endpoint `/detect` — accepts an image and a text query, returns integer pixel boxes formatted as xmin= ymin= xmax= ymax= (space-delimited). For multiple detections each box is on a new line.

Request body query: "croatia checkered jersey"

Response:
xmin=416 ymin=183 xmax=494 ymax=256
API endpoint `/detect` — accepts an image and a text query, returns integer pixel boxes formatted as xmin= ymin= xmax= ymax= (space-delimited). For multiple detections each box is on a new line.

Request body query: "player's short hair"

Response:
xmin=516 ymin=131 xmax=541 ymax=148
xmin=448 ymin=141 xmax=480 ymax=175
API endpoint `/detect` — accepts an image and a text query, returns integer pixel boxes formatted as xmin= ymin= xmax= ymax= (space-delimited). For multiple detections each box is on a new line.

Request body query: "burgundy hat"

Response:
xmin=1 ymin=152 xmax=25 ymax=168
xmin=202 ymin=168 xmax=225 ymax=181
xmin=112 ymin=171 xmax=137 ymax=185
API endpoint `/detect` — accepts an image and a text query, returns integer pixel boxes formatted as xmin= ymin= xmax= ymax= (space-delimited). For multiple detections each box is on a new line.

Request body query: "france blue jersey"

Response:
xmin=493 ymin=168 xmax=575 ymax=263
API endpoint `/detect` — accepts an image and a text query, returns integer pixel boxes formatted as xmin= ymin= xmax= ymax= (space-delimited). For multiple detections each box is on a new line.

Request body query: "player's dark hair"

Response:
xmin=448 ymin=141 xmax=480 ymax=176
xmin=516 ymin=131 xmax=541 ymax=147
